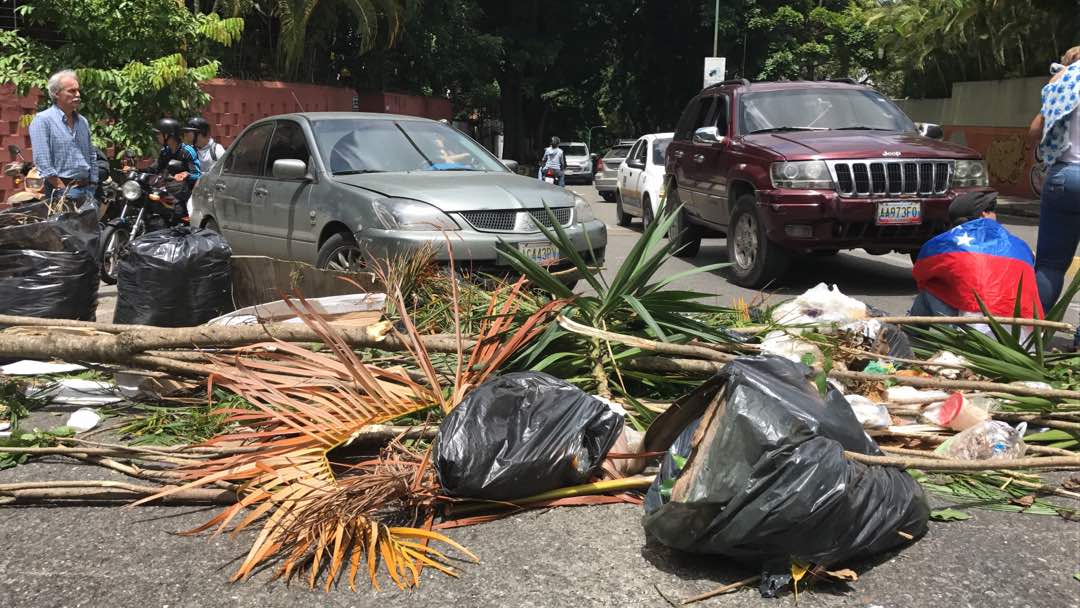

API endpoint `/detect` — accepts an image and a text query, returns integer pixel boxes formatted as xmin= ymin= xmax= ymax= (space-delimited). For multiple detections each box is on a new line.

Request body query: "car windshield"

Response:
xmin=560 ymin=144 xmax=588 ymax=157
xmin=604 ymin=145 xmax=631 ymax=160
xmin=651 ymin=138 xmax=672 ymax=165
xmin=739 ymin=89 xmax=915 ymax=135
xmin=311 ymin=118 xmax=507 ymax=174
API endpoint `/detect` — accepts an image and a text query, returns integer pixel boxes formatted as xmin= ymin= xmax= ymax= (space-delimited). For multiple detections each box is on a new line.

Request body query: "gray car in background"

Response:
xmin=189 ymin=113 xmax=606 ymax=283
xmin=594 ymin=141 xmax=634 ymax=202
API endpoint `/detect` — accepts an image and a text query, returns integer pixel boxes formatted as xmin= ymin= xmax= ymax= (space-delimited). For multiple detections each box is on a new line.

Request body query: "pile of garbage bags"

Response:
xmin=643 ymin=356 xmax=929 ymax=596
xmin=0 ymin=201 xmax=100 ymax=320
xmin=114 ymin=227 xmax=233 ymax=326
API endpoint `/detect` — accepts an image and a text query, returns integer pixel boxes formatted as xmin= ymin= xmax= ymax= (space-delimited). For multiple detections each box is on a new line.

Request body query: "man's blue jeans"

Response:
xmin=1035 ymin=162 xmax=1080 ymax=308
xmin=909 ymin=291 xmax=958 ymax=317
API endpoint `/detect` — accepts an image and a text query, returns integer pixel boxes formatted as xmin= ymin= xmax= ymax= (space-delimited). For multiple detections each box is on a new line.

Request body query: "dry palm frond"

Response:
xmin=135 ymin=281 xmax=562 ymax=591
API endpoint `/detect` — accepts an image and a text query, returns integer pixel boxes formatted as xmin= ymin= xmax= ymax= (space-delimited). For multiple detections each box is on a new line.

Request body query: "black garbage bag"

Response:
xmin=0 ymin=202 xmax=100 ymax=321
xmin=643 ymin=356 xmax=928 ymax=593
xmin=0 ymin=201 xmax=100 ymax=257
xmin=435 ymin=372 xmax=624 ymax=500
xmin=113 ymin=227 xmax=232 ymax=327
xmin=0 ymin=249 xmax=98 ymax=320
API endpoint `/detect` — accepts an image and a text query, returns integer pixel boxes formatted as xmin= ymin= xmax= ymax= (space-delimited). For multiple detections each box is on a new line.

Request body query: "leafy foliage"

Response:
xmin=0 ymin=0 xmax=243 ymax=154
xmin=0 ymin=425 xmax=75 ymax=470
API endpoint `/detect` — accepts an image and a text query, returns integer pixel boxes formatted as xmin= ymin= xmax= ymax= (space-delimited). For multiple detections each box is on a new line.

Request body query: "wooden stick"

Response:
xmin=730 ymin=316 xmax=1074 ymax=334
xmin=682 ymin=576 xmax=761 ymax=604
xmin=0 ymin=480 xmax=234 ymax=504
xmin=844 ymin=451 xmax=1080 ymax=471
xmin=558 ymin=316 xmax=734 ymax=363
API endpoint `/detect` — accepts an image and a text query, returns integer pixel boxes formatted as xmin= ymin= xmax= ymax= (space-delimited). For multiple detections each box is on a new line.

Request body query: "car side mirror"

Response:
xmin=272 ymin=158 xmax=309 ymax=180
xmin=501 ymin=159 xmax=519 ymax=173
xmin=693 ymin=126 xmax=725 ymax=146
xmin=916 ymin=122 xmax=944 ymax=140
xmin=626 ymin=158 xmax=645 ymax=170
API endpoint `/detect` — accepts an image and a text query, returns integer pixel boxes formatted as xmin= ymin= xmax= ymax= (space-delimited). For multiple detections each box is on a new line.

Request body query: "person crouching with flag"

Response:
xmin=910 ymin=191 xmax=1043 ymax=331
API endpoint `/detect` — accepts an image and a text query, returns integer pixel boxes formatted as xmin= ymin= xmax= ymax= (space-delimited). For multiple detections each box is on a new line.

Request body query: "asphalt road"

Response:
xmin=3 ymin=185 xmax=1079 ymax=608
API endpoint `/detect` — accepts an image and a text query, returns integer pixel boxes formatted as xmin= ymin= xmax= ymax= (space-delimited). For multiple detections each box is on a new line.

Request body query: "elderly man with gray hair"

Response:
xmin=27 ymin=69 xmax=97 ymax=201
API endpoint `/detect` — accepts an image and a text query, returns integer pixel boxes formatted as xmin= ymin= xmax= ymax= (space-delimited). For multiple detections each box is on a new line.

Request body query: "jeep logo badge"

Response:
xmin=882 ymin=151 xmax=902 ymax=157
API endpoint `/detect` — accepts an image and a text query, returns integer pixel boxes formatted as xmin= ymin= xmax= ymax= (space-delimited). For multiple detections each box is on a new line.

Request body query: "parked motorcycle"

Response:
xmin=2 ymin=144 xmax=45 ymax=209
xmin=99 ymin=157 xmax=188 ymax=284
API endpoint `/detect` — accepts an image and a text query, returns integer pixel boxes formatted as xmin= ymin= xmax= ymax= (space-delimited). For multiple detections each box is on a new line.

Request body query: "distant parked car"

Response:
xmin=615 ymin=133 xmax=673 ymax=230
xmin=594 ymin=141 xmax=635 ymax=202
xmin=558 ymin=141 xmax=594 ymax=184
xmin=189 ymin=113 xmax=606 ymax=285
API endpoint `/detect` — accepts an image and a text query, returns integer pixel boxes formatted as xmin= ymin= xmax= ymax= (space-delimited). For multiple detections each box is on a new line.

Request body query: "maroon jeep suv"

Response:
xmin=665 ymin=79 xmax=989 ymax=287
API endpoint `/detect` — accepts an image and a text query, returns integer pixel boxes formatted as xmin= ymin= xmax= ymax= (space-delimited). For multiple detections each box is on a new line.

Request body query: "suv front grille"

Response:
xmin=460 ymin=207 xmax=573 ymax=233
xmin=829 ymin=160 xmax=951 ymax=197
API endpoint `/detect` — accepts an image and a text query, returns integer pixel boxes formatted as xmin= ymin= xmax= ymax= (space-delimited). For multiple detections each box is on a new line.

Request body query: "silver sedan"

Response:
xmin=190 ymin=113 xmax=606 ymax=282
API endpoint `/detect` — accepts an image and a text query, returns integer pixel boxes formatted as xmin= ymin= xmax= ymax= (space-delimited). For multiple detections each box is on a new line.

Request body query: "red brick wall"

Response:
xmin=942 ymin=125 xmax=1040 ymax=199
xmin=0 ymin=79 xmax=453 ymax=200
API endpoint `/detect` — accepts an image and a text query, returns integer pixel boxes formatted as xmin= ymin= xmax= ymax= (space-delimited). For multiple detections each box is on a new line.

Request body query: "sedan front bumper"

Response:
xmin=355 ymin=219 xmax=608 ymax=271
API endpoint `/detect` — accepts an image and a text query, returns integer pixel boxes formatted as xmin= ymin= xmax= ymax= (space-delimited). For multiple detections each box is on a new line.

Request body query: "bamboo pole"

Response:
xmin=844 ymin=451 xmax=1080 ymax=471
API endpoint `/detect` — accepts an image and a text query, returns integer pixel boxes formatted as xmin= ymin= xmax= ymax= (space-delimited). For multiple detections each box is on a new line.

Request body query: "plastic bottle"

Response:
xmin=941 ymin=420 xmax=1027 ymax=460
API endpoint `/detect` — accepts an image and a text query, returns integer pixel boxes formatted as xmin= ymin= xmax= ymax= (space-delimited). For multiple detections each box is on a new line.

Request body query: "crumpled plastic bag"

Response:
xmin=435 ymin=372 xmax=624 ymax=500
xmin=643 ymin=356 xmax=928 ymax=591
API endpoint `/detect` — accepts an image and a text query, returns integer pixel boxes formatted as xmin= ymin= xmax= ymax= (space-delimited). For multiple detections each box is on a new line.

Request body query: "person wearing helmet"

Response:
xmin=538 ymin=136 xmax=566 ymax=186
xmin=148 ymin=117 xmax=201 ymax=220
xmin=183 ymin=116 xmax=226 ymax=174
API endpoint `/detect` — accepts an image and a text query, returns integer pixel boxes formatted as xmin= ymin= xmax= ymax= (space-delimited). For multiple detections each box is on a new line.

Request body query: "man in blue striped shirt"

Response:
xmin=28 ymin=69 xmax=98 ymax=202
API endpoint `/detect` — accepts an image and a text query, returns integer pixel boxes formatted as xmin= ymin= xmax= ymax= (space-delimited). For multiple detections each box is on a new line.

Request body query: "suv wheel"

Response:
xmin=317 ymin=232 xmax=365 ymax=272
xmin=666 ymin=185 xmax=701 ymax=257
xmin=727 ymin=195 xmax=789 ymax=287
xmin=600 ymin=191 xmax=615 ymax=203
xmin=615 ymin=190 xmax=632 ymax=227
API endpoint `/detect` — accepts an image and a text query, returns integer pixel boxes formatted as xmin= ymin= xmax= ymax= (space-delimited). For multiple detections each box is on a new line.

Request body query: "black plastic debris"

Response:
xmin=113 ymin=227 xmax=232 ymax=326
xmin=435 ymin=372 xmax=624 ymax=500
xmin=0 ymin=201 xmax=100 ymax=320
xmin=643 ymin=356 xmax=928 ymax=593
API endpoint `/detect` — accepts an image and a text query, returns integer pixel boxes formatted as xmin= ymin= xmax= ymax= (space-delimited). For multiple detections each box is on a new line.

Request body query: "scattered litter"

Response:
xmin=940 ymin=420 xmax=1028 ymax=460
xmin=65 ymin=407 xmax=102 ymax=432
xmin=759 ymin=331 xmax=823 ymax=363
xmin=207 ymin=293 xmax=387 ymax=328
xmin=115 ymin=371 xmax=197 ymax=400
xmin=0 ymin=360 xmax=87 ymax=376
xmin=925 ymin=351 xmax=969 ymax=379
xmin=644 ymin=357 xmax=928 ymax=594
xmin=864 ymin=360 xmax=897 ymax=375
xmin=771 ymin=282 xmax=870 ymax=328
xmin=25 ymin=379 xmax=124 ymax=406
xmin=435 ymin=372 xmax=624 ymax=500
xmin=921 ymin=393 xmax=992 ymax=431
xmin=845 ymin=394 xmax=891 ymax=429
xmin=884 ymin=386 xmax=951 ymax=405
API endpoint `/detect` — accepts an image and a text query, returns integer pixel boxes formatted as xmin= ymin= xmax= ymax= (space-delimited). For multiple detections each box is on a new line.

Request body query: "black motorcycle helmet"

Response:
xmin=153 ymin=117 xmax=182 ymax=141
xmin=184 ymin=116 xmax=211 ymax=136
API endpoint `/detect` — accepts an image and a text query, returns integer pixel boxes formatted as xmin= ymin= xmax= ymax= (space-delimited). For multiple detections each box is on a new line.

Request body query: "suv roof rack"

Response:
xmin=826 ymin=77 xmax=858 ymax=84
xmin=706 ymin=78 xmax=751 ymax=90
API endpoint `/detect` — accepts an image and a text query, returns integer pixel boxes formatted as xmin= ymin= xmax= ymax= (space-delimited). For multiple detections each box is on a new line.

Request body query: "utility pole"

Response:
xmin=713 ymin=0 xmax=719 ymax=56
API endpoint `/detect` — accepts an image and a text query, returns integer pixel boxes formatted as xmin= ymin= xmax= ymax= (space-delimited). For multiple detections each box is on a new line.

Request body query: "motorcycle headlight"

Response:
xmin=24 ymin=176 xmax=43 ymax=190
xmin=951 ymin=159 xmax=988 ymax=188
xmin=770 ymin=161 xmax=832 ymax=189
xmin=371 ymin=198 xmax=460 ymax=231
xmin=573 ymin=194 xmax=596 ymax=223
xmin=121 ymin=180 xmax=142 ymax=201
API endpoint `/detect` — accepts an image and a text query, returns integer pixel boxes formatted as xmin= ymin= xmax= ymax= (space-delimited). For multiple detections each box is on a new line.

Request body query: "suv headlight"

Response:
xmin=371 ymin=198 xmax=459 ymax=231
xmin=573 ymin=194 xmax=596 ymax=223
xmin=770 ymin=161 xmax=833 ymax=189
xmin=951 ymin=160 xmax=988 ymax=188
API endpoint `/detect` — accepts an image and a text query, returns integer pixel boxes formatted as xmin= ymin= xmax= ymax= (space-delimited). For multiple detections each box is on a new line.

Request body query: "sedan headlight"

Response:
xmin=121 ymin=180 xmax=142 ymax=201
xmin=573 ymin=194 xmax=596 ymax=223
xmin=951 ymin=159 xmax=988 ymax=188
xmin=770 ymin=161 xmax=833 ymax=189
xmin=371 ymin=198 xmax=459 ymax=231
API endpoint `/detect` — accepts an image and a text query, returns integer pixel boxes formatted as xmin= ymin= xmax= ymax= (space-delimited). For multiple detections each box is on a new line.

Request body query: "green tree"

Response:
xmin=0 ymin=0 xmax=243 ymax=154
xmin=751 ymin=0 xmax=881 ymax=81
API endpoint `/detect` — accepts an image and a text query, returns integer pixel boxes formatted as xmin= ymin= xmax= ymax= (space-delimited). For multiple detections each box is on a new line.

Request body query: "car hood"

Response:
xmin=333 ymin=171 xmax=575 ymax=212
xmin=745 ymin=130 xmax=979 ymax=160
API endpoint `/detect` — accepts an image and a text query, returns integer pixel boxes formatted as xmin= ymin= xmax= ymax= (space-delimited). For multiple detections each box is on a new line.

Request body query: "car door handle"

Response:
xmin=693 ymin=154 xmax=706 ymax=163
xmin=253 ymin=187 xmax=268 ymax=197
xmin=672 ymin=150 xmax=684 ymax=159
xmin=214 ymin=182 xmax=227 ymax=192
